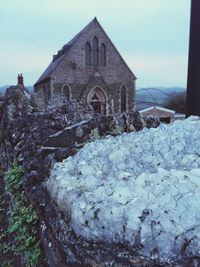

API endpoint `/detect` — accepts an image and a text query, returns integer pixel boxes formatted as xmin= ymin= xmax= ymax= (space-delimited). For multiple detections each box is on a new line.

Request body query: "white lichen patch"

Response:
xmin=46 ymin=116 xmax=200 ymax=262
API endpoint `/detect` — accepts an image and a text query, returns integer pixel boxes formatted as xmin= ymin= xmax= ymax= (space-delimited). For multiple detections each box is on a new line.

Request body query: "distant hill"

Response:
xmin=135 ymin=87 xmax=186 ymax=111
xmin=0 ymin=85 xmax=186 ymax=111
xmin=0 ymin=85 xmax=34 ymax=95
xmin=0 ymin=85 xmax=11 ymax=95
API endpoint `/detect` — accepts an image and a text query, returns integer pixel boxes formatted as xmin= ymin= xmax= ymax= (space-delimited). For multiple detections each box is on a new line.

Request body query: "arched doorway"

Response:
xmin=87 ymin=87 xmax=107 ymax=114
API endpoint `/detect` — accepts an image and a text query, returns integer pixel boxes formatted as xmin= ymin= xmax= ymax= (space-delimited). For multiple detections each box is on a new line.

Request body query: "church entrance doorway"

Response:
xmin=87 ymin=87 xmax=107 ymax=114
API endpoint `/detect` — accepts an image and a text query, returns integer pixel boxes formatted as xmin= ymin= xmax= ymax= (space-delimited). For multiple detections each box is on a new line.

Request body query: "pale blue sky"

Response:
xmin=0 ymin=0 xmax=190 ymax=87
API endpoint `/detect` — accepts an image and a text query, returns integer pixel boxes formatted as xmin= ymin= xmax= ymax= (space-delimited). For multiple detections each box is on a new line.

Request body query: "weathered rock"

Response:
xmin=0 ymin=85 xmax=162 ymax=267
xmin=2 ymin=85 xmax=33 ymax=124
xmin=54 ymin=147 xmax=77 ymax=162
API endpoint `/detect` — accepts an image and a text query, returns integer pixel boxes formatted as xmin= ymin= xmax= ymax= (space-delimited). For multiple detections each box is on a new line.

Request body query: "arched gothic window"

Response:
xmin=85 ymin=42 xmax=92 ymax=66
xmin=120 ymin=86 xmax=127 ymax=113
xmin=92 ymin=36 xmax=99 ymax=66
xmin=62 ymin=85 xmax=70 ymax=101
xmin=100 ymin=43 xmax=106 ymax=66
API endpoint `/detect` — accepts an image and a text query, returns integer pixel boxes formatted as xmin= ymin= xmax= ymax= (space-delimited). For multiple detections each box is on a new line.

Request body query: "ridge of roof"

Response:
xmin=93 ymin=19 xmax=136 ymax=79
xmin=35 ymin=17 xmax=136 ymax=86
xmin=35 ymin=18 xmax=97 ymax=86
xmin=139 ymin=106 xmax=176 ymax=114
xmin=67 ymin=17 xmax=97 ymax=47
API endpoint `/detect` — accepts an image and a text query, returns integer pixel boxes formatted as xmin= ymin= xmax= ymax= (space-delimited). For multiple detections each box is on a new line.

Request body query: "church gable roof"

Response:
xmin=35 ymin=18 xmax=96 ymax=86
xmin=35 ymin=18 xmax=136 ymax=86
xmin=35 ymin=54 xmax=64 ymax=85
xmin=95 ymin=20 xmax=136 ymax=79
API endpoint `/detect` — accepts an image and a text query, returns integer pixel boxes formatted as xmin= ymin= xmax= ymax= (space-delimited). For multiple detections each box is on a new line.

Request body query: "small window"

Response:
xmin=62 ymin=85 xmax=70 ymax=101
xmin=120 ymin=86 xmax=127 ymax=113
xmin=92 ymin=36 xmax=99 ymax=66
xmin=85 ymin=42 xmax=92 ymax=66
xmin=100 ymin=43 xmax=106 ymax=66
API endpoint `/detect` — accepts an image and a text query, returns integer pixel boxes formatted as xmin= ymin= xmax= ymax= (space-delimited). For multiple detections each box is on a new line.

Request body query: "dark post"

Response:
xmin=186 ymin=0 xmax=200 ymax=116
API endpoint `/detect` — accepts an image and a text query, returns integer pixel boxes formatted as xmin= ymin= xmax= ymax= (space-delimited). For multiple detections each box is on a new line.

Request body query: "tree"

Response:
xmin=164 ymin=92 xmax=186 ymax=114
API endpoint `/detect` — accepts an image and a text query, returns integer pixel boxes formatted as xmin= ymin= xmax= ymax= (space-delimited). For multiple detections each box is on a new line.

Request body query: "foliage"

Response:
xmin=75 ymin=126 xmax=84 ymax=138
xmin=89 ymin=128 xmax=100 ymax=141
xmin=164 ymin=92 xmax=186 ymax=114
xmin=1 ymin=259 xmax=14 ymax=267
xmin=112 ymin=123 xmax=124 ymax=135
xmin=0 ymin=164 xmax=42 ymax=266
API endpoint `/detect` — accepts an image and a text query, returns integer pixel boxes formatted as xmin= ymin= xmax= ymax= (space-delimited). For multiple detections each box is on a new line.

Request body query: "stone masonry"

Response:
xmin=34 ymin=18 xmax=136 ymax=114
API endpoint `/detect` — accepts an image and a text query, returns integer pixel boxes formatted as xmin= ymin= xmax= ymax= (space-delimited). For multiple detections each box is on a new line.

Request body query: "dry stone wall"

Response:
xmin=0 ymin=85 xmax=162 ymax=267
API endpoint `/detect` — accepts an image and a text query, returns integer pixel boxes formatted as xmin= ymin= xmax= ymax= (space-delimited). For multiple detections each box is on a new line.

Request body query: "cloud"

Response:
xmin=0 ymin=0 xmax=190 ymax=86
xmin=124 ymin=53 xmax=188 ymax=87
xmin=0 ymin=42 xmax=189 ymax=87
xmin=1 ymin=0 xmax=186 ymax=22
xmin=0 ymin=42 xmax=52 ymax=85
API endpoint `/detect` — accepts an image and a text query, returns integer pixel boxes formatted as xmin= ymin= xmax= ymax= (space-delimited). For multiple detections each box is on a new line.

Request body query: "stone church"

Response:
xmin=34 ymin=18 xmax=136 ymax=114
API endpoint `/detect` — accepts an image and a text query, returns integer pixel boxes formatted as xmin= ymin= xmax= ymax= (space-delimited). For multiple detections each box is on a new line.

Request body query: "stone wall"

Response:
xmin=0 ymin=86 xmax=162 ymax=267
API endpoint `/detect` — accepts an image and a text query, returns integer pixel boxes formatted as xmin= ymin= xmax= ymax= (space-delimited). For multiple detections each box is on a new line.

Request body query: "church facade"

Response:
xmin=34 ymin=18 xmax=136 ymax=114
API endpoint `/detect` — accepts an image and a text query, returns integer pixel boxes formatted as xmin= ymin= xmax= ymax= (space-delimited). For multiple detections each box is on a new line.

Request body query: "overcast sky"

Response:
xmin=0 ymin=0 xmax=190 ymax=88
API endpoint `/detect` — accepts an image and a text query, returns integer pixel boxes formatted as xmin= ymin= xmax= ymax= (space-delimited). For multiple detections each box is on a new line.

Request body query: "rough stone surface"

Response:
xmin=47 ymin=117 xmax=200 ymax=266
xmin=0 ymin=85 xmax=162 ymax=267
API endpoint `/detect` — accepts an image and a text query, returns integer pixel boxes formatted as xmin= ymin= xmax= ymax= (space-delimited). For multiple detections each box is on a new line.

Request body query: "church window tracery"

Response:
xmin=100 ymin=43 xmax=106 ymax=66
xmin=92 ymin=36 xmax=99 ymax=66
xmin=85 ymin=42 xmax=92 ymax=66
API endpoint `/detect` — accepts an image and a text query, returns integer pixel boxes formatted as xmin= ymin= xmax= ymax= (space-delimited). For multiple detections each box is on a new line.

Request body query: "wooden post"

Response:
xmin=186 ymin=0 xmax=200 ymax=116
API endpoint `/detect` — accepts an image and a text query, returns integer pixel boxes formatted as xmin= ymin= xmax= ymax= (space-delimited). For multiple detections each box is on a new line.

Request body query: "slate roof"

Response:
xmin=35 ymin=17 xmax=136 ymax=86
xmin=35 ymin=18 xmax=97 ymax=86
xmin=35 ymin=55 xmax=64 ymax=85
xmin=139 ymin=106 xmax=176 ymax=114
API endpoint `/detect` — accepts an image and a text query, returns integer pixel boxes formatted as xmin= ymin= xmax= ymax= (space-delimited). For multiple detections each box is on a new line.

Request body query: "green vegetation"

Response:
xmin=1 ymin=259 xmax=13 ymax=267
xmin=0 ymin=164 xmax=42 ymax=266
xmin=89 ymin=128 xmax=100 ymax=141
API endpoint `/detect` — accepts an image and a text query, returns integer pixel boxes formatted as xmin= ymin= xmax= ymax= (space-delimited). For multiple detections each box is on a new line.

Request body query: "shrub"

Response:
xmin=0 ymin=164 xmax=42 ymax=266
xmin=164 ymin=92 xmax=186 ymax=114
